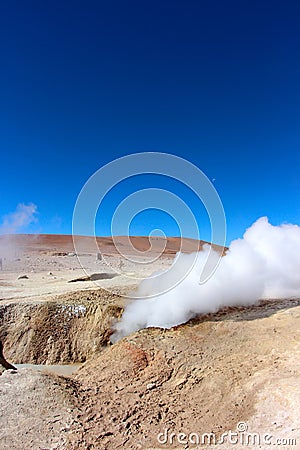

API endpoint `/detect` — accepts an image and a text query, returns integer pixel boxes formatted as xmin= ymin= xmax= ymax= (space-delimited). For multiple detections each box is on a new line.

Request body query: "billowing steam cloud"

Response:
xmin=0 ymin=203 xmax=38 ymax=234
xmin=111 ymin=217 xmax=300 ymax=342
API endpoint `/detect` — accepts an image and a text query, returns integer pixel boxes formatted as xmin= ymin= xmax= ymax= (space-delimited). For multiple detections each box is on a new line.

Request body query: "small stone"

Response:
xmin=146 ymin=383 xmax=156 ymax=390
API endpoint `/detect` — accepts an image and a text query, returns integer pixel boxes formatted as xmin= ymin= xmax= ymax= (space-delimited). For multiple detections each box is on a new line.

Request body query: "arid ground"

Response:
xmin=0 ymin=235 xmax=299 ymax=449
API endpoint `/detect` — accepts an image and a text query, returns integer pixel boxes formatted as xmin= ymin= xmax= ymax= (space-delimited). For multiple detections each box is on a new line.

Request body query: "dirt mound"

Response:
xmin=64 ymin=298 xmax=300 ymax=449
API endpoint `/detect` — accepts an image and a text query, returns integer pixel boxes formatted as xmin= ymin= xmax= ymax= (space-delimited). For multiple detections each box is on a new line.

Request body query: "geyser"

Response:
xmin=111 ymin=217 xmax=300 ymax=342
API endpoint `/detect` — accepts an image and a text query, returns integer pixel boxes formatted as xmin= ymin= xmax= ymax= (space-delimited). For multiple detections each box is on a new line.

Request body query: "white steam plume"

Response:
xmin=111 ymin=217 xmax=300 ymax=342
xmin=0 ymin=203 xmax=38 ymax=234
xmin=0 ymin=203 xmax=38 ymax=261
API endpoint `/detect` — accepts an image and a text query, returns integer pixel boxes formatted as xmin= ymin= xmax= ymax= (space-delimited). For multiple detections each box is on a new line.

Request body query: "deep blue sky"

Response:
xmin=0 ymin=0 xmax=299 ymax=244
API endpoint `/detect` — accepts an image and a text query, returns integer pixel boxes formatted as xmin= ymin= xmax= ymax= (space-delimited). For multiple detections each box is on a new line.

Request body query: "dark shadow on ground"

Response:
xmin=68 ymin=273 xmax=118 ymax=283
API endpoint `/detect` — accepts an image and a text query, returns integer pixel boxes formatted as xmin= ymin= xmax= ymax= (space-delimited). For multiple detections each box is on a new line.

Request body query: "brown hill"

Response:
xmin=0 ymin=233 xmax=225 ymax=256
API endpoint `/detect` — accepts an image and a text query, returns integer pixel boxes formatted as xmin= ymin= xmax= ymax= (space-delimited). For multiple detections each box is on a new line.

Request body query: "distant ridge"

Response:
xmin=0 ymin=234 xmax=226 ymax=256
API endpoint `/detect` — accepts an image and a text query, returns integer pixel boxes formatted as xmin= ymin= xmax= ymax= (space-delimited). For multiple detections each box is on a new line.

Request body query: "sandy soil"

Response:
xmin=0 ymin=243 xmax=173 ymax=302
xmin=0 ymin=368 xmax=80 ymax=449
xmin=0 ymin=234 xmax=299 ymax=450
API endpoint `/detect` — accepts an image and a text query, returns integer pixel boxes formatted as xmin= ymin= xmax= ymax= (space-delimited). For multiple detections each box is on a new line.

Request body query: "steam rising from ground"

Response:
xmin=111 ymin=217 xmax=300 ymax=342
xmin=0 ymin=203 xmax=38 ymax=260
xmin=0 ymin=203 xmax=38 ymax=234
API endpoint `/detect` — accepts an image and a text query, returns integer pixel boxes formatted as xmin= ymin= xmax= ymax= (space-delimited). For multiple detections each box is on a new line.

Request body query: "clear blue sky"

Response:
xmin=0 ymin=0 xmax=299 ymax=244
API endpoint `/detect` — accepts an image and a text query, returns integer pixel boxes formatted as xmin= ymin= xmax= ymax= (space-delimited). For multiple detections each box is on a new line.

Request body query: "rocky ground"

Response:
xmin=0 ymin=235 xmax=299 ymax=449
xmin=0 ymin=368 xmax=79 ymax=449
